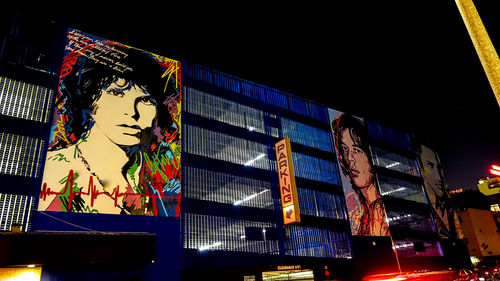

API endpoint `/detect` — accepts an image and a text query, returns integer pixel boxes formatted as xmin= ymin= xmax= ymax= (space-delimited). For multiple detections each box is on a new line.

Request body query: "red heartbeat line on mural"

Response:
xmin=40 ymin=170 xmax=180 ymax=215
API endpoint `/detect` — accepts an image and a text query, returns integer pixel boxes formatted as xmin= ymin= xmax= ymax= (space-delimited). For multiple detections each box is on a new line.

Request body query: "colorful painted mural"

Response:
xmin=38 ymin=29 xmax=181 ymax=216
xmin=328 ymin=109 xmax=390 ymax=236
xmin=417 ymin=144 xmax=454 ymax=238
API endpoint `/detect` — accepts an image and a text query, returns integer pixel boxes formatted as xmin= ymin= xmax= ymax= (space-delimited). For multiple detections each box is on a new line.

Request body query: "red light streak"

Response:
xmin=363 ymin=277 xmax=407 ymax=281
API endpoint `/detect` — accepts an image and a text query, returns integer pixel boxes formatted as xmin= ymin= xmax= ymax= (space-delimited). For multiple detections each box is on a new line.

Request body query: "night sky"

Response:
xmin=12 ymin=1 xmax=500 ymax=190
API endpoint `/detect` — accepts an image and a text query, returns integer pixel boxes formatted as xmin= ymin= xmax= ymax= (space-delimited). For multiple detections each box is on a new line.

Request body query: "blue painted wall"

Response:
xmin=31 ymin=211 xmax=181 ymax=281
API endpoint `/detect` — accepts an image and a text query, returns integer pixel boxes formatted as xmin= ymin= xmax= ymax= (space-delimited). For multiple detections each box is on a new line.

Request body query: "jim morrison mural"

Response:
xmin=38 ymin=29 xmax=181 ymax=216
xmin=329 ymin=109 xmax=390 ymax=236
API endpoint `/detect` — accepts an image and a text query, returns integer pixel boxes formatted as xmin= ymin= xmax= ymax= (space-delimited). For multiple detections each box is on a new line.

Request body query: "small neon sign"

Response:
xmin=490 ymin=164 xmax=500 ymax=177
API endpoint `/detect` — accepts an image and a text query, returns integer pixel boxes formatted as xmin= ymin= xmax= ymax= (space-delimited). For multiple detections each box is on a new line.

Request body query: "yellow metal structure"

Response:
xmin=455 ymin=0 xmax=500 ymax=107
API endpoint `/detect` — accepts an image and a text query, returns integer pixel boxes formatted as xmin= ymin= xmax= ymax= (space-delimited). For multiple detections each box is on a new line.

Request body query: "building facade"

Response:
xmin=180 ymin=61 xmax=353 ymax=280
xmin=0 ymin=11 xmax=468 ymax=281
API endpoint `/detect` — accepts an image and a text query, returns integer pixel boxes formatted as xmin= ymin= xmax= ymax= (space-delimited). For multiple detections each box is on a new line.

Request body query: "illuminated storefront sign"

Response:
xmin=274 ymin=138 xmax=300 ymax=225
xmin=0 ymin=266 xmax=42 ymax=281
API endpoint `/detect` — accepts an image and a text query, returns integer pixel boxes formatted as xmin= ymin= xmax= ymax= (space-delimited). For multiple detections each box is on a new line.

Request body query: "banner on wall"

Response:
xmin=328 ymin=109 xmax=390 ymax=236
xmin=417 ymin=144 xmax=455 ymax=238
xmin=38 ymin=29 xmax=181 ymax=216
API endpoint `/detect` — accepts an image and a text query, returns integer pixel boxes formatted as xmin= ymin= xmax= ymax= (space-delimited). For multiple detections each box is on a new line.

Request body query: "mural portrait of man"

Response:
xmin=330 ymin=111 xmax=390 ymax=237
xmin=418 ymin=144 xmax=454 ymax=238
xmin=38 ymin=29 xmax=181 ymax=217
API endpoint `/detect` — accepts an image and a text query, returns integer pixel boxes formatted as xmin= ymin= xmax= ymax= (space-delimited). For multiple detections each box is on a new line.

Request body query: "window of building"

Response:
xmin=0 ymin=132 xmax=44 ymax=178
xmin=297 ymin=188 xmax=347 ymax=220
xmin=366 ymin=121 xmax=412 ymax=150
xmin=184 ymin=86 xmax=277 ymax=137
xmin=385 ymin=210 xmax=436 ymax=232
xmin=182 ymin=62 xmax=329 ymax=122
xmin=184 ymin=167 xmax=274 ymax=209
xmin=307 ymin=102 xmax=329 ymax=123
xmin=291 ymin=152 xmax=339 ymax=185
xmin=183 ymin=213 xmax=279 ymax=254
xmin=288 ymin=96 xmax=309 ymax=116
xmin=281 ymin=118 xmax=333 ymax=152
xmin=284 ymin=224 xmax=352 ymax=258
xmin=393 ymin=239 xmax=443 ymax=257
xmin=0 ymin=193 xmax=34 ymax=232
xmin=185 ymin=125 xmax=338 ymax=185
xmin=266 ymin=88 xmax=288 ymax=110
xmin=371 ymin=147 xmax=420 ymax=177
xmin=377 ymin=175 xmax=428 ymax=203
xmin=0 ymin=14 xmax=59 ymax=74
xmin=0 ymin=76 xmax=53 ymax=123
xmin=184 ymin=124 xmax=270 ymax=170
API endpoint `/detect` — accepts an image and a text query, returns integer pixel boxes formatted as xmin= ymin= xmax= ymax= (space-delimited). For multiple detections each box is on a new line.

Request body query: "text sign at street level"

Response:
xmin=274 ymin=138 xmax=301 ymax=225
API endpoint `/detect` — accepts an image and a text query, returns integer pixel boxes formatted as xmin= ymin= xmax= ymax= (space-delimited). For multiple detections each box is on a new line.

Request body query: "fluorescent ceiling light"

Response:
xmin=289 ymin=271 xmax=314 ymax=277
xmin=233 ymin=190 xmax=269 ymax=205
xmin=198 ymin=242 xmax=222 ymax=251
xmin=380 ymin=187 xmax=406 ymax=196
xmin=385 ymin=162 xmax=400 ymax=168
xmin=244 ymin=153 xmax=266 ymax=166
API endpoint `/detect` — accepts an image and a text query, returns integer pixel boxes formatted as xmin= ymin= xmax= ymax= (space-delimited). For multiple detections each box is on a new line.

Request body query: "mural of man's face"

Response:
xmin=420 ymin=145 xmax=445 ymax=198
xmin=341 ymin=128 xmax=373 ymax=189
xmin=91 ymin=78 xmax=157 ymax=146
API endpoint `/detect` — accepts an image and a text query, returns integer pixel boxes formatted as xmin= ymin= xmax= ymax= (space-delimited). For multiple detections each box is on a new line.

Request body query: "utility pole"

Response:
xmin=455 ymin=0 xmax=500 ymax=107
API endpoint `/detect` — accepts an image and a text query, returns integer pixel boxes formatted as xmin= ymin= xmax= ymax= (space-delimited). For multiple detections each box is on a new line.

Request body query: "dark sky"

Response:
xmin=18 ymin=1 xmax=500 ymax=190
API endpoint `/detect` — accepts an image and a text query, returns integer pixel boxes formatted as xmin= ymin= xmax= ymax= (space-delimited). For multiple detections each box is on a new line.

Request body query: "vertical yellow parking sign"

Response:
xmin=274 ymin=138 xmax=301 ymax=225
